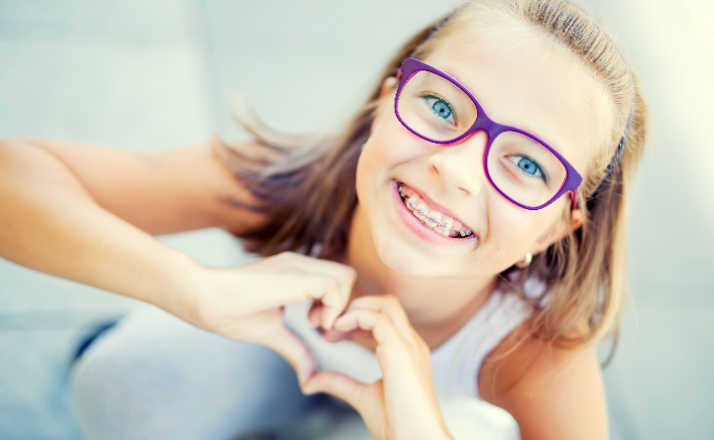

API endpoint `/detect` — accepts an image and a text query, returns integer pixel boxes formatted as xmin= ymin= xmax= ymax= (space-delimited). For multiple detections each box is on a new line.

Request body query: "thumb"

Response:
xmin=262 ymin=321 xmax=316 ymax=386
xmin=303 ymin=372 xmax=388 ymax=439
xmin=302 ymin=371 xmax=370 ymax=412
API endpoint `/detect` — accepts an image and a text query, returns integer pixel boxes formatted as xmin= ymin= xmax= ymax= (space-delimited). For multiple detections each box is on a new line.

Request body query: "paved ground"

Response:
xmin=1 ymin=1 xmax=712 ymax=438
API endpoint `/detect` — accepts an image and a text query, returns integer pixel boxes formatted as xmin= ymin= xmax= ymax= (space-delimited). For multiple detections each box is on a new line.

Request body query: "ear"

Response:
xmin=379 ymin=76 xmax=398 ymax=99
xmin=531 ymin=207 xmax=584 ymax=254
xmin=374 ymin=76 xmax=398 ymax=121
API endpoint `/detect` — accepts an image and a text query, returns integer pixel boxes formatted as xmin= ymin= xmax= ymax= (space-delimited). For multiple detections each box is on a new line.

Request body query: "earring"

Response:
xmin=515 ymin=252 xmax=533 ymax=269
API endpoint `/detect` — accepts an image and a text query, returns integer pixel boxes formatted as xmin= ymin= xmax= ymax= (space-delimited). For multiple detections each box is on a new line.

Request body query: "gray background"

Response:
xmin=1 ymin=0 xmax=712 ymax=438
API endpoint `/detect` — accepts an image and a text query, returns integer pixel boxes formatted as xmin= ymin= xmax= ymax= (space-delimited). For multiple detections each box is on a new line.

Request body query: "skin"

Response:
xmin=347 ymin=21 xmax=612 ymax=346
xmin=303 ymin=15 xmax=614 ymax=440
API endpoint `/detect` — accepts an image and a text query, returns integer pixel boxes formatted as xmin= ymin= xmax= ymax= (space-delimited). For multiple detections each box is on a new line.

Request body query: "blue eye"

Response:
xmin=508 ymin=155 xmax=547 ymax=182
xmin=421 ymin=95 xmax=455 ymax=125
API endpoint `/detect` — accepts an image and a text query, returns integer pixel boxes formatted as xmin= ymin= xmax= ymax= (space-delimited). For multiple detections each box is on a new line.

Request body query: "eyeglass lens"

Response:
xmin=396 ymin=70 xmax=567 ymax=207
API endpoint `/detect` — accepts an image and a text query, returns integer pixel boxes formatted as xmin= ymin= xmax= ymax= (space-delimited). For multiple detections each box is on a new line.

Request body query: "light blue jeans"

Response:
xmin=68 ymin=305 xmax=349 ymax=440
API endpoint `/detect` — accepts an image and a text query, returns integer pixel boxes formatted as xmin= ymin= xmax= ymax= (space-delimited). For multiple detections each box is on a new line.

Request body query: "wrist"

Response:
xmin=396 ymin=413 xmax=453 ymax=440
xmin=424 ymin=422 xmax=454 ymax=440
xmin=154 ymin=250 xmax=206 ymax=328
xmin=440 ymin=429 xmax=455 ymax=440
xmin=418 ymin=409 xmax=454 ymax=440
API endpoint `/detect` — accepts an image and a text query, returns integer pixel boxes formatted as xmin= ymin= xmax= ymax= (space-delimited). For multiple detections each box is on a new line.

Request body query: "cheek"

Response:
xmin=486 ymin=205 xmax=545 ymax=260
xmin=356 ymin=110 xmax=423 ymax=193
xmin=490 ymin=200 xmax=563 ymax=259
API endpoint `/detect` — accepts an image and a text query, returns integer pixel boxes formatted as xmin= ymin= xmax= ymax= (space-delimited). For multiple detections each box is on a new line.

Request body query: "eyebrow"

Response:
xmin=438 ymin=64 xmax=474 ymax=95
xmin=437 ymin=63 xmax=566 ymax=152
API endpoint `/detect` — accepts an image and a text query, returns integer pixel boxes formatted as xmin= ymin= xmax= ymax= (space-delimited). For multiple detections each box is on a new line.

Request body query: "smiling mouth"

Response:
xmin=394 ymin=180 xmax=478 ymax=241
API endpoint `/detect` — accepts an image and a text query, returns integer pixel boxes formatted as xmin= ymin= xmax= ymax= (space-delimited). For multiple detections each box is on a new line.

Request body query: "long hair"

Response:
xmin=210 ymin=0 xmax=649 ymax=367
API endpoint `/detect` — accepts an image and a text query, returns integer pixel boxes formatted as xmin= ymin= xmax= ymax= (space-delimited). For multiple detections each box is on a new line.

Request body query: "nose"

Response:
xmin=427 ymin=130 xmax=490 ymax=196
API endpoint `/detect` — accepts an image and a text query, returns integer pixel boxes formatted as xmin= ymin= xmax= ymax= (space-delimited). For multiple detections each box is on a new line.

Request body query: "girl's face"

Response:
xmin=354 ymin=20 xmax=614 ymax=279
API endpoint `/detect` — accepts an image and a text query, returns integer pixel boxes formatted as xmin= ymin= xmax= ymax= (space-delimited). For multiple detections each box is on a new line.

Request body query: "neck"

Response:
xmin=340 ymin=203 xmax=498 ymax=349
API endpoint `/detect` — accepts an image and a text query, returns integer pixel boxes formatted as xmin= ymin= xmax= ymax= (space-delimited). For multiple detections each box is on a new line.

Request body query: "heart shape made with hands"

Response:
xmin=279 ymin=296 xmax=386 ymax=389
xmin=293 ymin=296 xmax=452 ymax=439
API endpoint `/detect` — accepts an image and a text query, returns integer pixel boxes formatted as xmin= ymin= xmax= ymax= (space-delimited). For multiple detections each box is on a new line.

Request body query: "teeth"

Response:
xmin=399 ymin=182 xmax=473 ymax=238
xmin=405 ymin=194 xmax=471 ymax=238
xmin=427 ymin=211 xmax=442 ymax=225
xmin=406 ymin=197 xmax=418 ymax=210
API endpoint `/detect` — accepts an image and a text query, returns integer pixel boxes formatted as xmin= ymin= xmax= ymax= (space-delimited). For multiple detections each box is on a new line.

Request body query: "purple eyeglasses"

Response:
xmin=394 ymin=57 xmax=583 ymax=211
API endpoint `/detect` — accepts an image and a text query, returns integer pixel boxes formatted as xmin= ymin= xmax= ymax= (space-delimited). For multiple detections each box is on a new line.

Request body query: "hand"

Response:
xmin=301 ymin=295 xmax=453 ymax=440
xmin=188 ymin=251 xmax=356 ymax=385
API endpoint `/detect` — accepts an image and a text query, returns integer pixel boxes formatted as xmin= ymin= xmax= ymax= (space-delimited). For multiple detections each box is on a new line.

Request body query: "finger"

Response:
xmin=308 ymin=301 xmax=322 ymax=327
xmin=322 ymin=327 xmax=358 ymax=343
xmin=307 ymin=298 xmax=345 ymax=330
xmin=345 ymin=295 xmax=415 ymax=339
xmin=335 ymin=309 xmax=438 ymax=440
xmin=262 ymin=320 xmax=317 ymax=386
xmin=317 ymin=269 xmax=355 ymax=330
xmin=308 ymin=302 xmax=356 ymax=342
xmin=284 ymin=253 xmax=356 ymax=329
xmin=302 ymin=372 xmax=388 ymax=439
xmin=301 ymin=370 xmax=374 ymax=413
xmin=333 ymin=309 xmax=407 ymax=360
xmin=262 ymin=271 xmax=346 ymax=330
xmin=232 ymin=269 xmax=336 ymax=311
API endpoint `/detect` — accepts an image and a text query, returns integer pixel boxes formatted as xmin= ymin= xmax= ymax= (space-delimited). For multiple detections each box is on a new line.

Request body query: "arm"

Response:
xmin=0 ymin=137 xmax=267 ymax=324
xmin=18 ymin=137 xmax=268 ymax=235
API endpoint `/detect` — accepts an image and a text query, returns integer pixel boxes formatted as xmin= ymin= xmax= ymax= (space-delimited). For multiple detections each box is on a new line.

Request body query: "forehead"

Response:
xmin=422 ymin=21 xmax=614 ymax=175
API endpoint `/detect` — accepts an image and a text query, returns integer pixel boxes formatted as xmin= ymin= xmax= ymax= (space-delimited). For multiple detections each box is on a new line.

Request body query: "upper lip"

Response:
xmin=398 ymin=180 xmax=478 ymax=236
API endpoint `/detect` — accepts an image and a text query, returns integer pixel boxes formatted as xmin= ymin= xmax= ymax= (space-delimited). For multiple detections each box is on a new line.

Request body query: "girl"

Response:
xmin=0 ymin=0 xmax=648 ymax=438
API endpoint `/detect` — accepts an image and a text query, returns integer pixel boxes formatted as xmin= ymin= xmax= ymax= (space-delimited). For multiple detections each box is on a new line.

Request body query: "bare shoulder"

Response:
xmin=478 ymin=319 xmax=609 ymax=440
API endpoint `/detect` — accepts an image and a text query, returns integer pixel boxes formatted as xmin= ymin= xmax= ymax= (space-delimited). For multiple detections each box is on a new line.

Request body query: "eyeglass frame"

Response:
xmin=393 ymin=57 xmax=583 ymax=211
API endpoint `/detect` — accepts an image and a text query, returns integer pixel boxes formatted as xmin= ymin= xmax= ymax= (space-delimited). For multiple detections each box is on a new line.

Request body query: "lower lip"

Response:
xmin=391 ymin=179 xmax=478 ymax=246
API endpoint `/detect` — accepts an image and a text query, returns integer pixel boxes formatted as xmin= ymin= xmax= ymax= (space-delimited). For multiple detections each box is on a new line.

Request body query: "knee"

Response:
xmin=67 ymin=309 xmax=318 ymax=439
xmin=69 ymin=332 xmax=145 ymax=439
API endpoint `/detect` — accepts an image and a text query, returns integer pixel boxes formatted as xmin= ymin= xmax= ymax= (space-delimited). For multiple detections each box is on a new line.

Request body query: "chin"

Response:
xmin=373 ymin=230 xmax=455 ymax=277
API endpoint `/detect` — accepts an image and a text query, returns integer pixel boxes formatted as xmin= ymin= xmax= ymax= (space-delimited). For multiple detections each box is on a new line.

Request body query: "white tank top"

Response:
xmin=284 ymin=272 xmax=548 ymax=400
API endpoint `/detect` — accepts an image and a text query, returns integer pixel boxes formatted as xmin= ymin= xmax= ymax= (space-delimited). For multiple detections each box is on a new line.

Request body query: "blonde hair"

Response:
xmin=211 ymin=0 xmax=648 ymax=366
